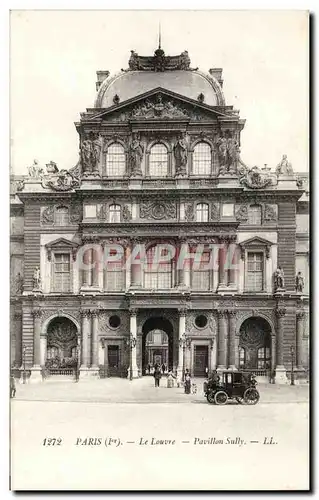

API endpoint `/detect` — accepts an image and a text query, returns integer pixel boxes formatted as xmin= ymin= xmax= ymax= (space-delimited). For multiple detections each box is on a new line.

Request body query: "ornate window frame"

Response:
xmin=239 ymin=237 xmax=272 ymax=293
xmin=45 ymin=238 xmax=79 ymax=293
xmin=146 ymin=140 xmax=172 ymax=177
xmin=189 ymin=138 xmax=217 ymax=177
xmin=102 ymin=139 xmax=128 ymax=177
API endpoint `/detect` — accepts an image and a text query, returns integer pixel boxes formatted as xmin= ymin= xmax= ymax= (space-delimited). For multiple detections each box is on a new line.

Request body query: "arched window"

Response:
xmin=55 ymin=206 xmax=69 ymax=225
xmin=248 ymin=205 xmax=262 ymax=225
xmin=144 ymin=245 xmax=173 ymax=289
xmin=109 ymin=204 xmax=121 ymax=223
xmin=149 ymin=144 xmax=168 ymax=177
xmin=196 ymin=203 xmax=209 ymax=222
xmin=193 ymin=142 xmax=211 ymax=175
xmin=106 ymin=143 xmax=126 ymax=176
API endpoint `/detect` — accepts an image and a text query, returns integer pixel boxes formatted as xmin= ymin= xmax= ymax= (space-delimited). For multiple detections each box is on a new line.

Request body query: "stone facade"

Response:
xmin=10 ymin=45 xmax=309 ymax=383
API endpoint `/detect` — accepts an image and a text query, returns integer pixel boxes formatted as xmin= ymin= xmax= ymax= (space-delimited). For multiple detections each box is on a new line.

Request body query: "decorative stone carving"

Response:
xmin=42 ymin=170 xmax=80 ymax=191
xmin=15 ymin=273 xmax=24 ymax=295
xmin=16 ymin=180 xmax=25 ymax=191
xmin=81 ymin=135 xmax=102 ymax=175
xmin=131 ymin=94 xmax=189 ymax=119
xmin=184 ymin=203 xmax=195 ymax=222
xmin=41 ymin=206 xmax=55 ymax=224
xmin=295 ymin=272 xmax=305 ymax=293
xmin=173 ymin=134 xmax=188 ymax=176
xmin=46 ymin=161 xmax=59 ymax=174
xmin=122 ymin=205 xmax=132 ymax=222
xmin=126 ymin=47 xmax=197 ymax=72
xmin=276 ymin=154 xmax=293 ymax=176
xmin=235 ymin=204 xmax=248 ymax=222
xmin=276 ymin=308 xmax=286 ymax=317
xmin=263 ymin=204 xmax=277 ymax=221
xmin=70 ymin=205 xmax=82 ymax=223
xmin=210 ymin=203 xmax=220 ymax=221
xmin=129 ymin=133 xmax=144 ymax=177
xmin=33 ymin=267 xmax=41 ymax=290
xmin=27 ymin=159 xmax=44 ymax=178
xmin=140 ymin=201 xmax=177 ymax=220
xmin=274 ymin=267 xmax=285 ymax=291
xmin=239 ymin=165 xmax=274 ymax=189
xmin=97 ymin=204 xmax=108 ymax=220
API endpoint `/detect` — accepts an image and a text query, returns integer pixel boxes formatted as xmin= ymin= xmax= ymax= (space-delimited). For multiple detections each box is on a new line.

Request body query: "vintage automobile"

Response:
xmin=204 ymin=371 xmax=260 ymax=405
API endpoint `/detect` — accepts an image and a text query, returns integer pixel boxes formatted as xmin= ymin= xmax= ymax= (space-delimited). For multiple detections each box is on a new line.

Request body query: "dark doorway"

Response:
xmin=193 ymin=345 xmax=208 ymax=377
xmin=108 ymin=345 xmax=120 ymax=376
xmin=142 ymin=317 xmax=174 ymax=375
xmin=239 ymin=317 xmax=272 ymax=372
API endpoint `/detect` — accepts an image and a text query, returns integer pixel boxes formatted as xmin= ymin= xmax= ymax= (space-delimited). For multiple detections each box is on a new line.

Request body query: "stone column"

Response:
xmin=228 ymin=243 xmax=237 ymax=289
xmin=275 ymin=307 xmax=288 ymax=384
xmin=40 ymin=336 xmax=47 ymax=366
xmin=91 ymin=310 xmax=99 ymax=372
xmin=14 ymin=312 xmax=22 ymax=367
xmin=91 ymin=247 xmax=99 ymax=287
xmin=80 ymin=310 xmax=91 ymax=375
xmin=217 ymin=310 xmax=227 ymax=369
xmin=81 ymin=247 xmax=91 ymax=287
xmin=129 ymin=309 xmax=139 ymax=378
xmin=30 ymin=309 xmax=42 ymax=382
xmin=210 ymin=337 xmax=216 ymax=372
xmin=218 ymin=240 xmax=228 ymax=292
xmin=177 ymin=308 xmax=186 ymax=377
xmin=177 ymin=239 xmax=187 ymax=288
xmin=228 ymin=310 xmax=237 ymax=369
xmin=296 ymin=311 xmax=305 ymax=369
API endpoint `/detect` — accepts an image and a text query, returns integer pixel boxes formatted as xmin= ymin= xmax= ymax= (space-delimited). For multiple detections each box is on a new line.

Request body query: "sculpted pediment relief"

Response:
xmin=92 ymin=89 xmax=224 ymax=123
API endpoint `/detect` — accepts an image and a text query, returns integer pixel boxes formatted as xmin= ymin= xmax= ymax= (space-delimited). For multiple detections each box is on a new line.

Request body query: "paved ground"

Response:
xmin=13 ymin=376 xmax=309 ymax=404
xmin=10 ymin=378 xmax=309 ymax=491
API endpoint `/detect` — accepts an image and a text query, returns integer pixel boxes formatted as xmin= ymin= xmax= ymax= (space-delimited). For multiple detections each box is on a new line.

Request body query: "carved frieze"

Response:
xmin=122 ymin=205 xmax=132 ymax=221
xmin=184 ymin=203 xmax=195 ymax=221
xmin=263 ymin=204 xmax=278 ymax=222
xmin=239 ymin=166 xmax=277 ymax=190
xmin=42 ymin=170 xmax=81 ymax=191
xmin=41 ymin=206 xmax=55 ymax=225
xmin=70 ymin=204 xmax=82 ymax=223
xmin=210 ymin=203 xmax=220 ymax=221
xmin=235 ymin=204 xmax=248 ymax=222
xmin=140 ymin=201 xmax=177 ymax=220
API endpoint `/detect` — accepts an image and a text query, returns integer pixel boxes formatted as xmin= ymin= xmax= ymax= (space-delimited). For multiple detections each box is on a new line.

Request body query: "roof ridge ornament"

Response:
xmin=124 ymin=47 xmax=198 ymax=72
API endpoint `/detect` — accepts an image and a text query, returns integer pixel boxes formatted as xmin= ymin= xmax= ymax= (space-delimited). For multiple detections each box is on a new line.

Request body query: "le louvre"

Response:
xmin=10 ymin=44 xmax=309 ymax=383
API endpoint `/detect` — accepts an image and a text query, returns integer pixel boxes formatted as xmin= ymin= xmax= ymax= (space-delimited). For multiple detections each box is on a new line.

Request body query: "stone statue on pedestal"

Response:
xmin=15 ymin=273 xmax=24 ymax=295
xmin=274 ymin=267 xmax=285 ymax=291
xmin=33 ymin=266 xmax=41 ymax=290
xmin=174 ymin=134 xmax=188 ymax=176
xmin=129 ymin=134 xmax=144 ymax=176
xmin=295 ymin=271 xmax=305 ymax=293
xmin=276 ymin=155 xmax=293 ymax=176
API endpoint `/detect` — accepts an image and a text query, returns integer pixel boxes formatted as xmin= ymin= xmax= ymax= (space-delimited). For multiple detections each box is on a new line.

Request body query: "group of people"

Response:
xmin=152 ymin=364 xmax=193 ymax=394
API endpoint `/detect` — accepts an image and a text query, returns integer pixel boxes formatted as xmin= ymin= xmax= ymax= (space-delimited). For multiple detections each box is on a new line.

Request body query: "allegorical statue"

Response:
xmin=174 ymin=134 xmax=188 ymax=175
xmin=28 ymin=159 xmax=44 ymax=178
xmin=81 ymin=139 xmax=92 ymax=173
xmin=15 ymin=272 xmax=24 ymax=295
xmin=81 ymin=136 xmax=101 ymax=174
xmin=33 ymin=266 xmax=41 ymax=290
xmin=180 ymin=50 xmax=191 ymax=70
xmin=128 ymin=50 xmax=140 ymax=70
xmin=91 ymin=137 xmax=102 ymax=172
xmin=227 ymin=135 xmax=240 ymax=172
xmin=274 ymin=267 xmax=285 ymax=291
xmin=216 ymin=133 xmax=228 ymax=170
xmin=276 ymin=154 xmax=293 ymax=176
xmin=295 ymin=271 xmax=305 ymax=293
xmin=129 ymin=134 xmax=144 ymax=176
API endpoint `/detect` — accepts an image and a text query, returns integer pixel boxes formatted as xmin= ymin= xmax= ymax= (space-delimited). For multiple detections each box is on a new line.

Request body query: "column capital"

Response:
xmin=217 ymin=309 xmax=228 ymax=317
xmin=276 ymin=308 xmax=287 ymax=317
xmin=296 ymin=310 xmax=305 ymax=320
xmin=178 ymin=307 xmax=188 ymax=316
xmin=31 ymin=308 xmax=43 ymax=318
xmin=90 ymin=309 xmax=100 ymax=317
xmin=228 ymin=309 xmax=237 ymax=317
xmin=81 ymin=309 xmax=92 ymax=318
xmin=129 ymin=308 xmax=138 ymax=317
xmin=100 ymin=338 xmax=106 ymax=348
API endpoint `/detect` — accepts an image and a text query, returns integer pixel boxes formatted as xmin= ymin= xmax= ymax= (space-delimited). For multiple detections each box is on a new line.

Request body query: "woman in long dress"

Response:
xmin=184 ymin=370 xmax=191 ymax=394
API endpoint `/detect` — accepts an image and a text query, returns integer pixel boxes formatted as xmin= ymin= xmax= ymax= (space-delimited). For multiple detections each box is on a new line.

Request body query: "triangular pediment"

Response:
xmin=240 ymin=236 xmax=273 ymax=248
xmin=45 ymin=238 xmax=80 ymax=250
xmin=87 ymin=88 xmax=229 ymax=123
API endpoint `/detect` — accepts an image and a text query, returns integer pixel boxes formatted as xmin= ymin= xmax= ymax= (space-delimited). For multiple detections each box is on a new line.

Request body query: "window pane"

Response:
xmin=55 ymin=207 xmax=69 ymax=225
xmin=149 ymin=144 xmax=168 ymax=177
xmin=248 ymin=205 xmax=262 ymax=225
xmin=193 ymin=143 xmax=211 ymax=175
xmin=106 ymin=144 xmax=126 ymax=176
xmin=144 ymin=246 xmax=173 ymax=289
xmin=84 ymin=205 xmax=97 ymax=218
xmin=109 ymin=204 xmax=121 ymax=223
xmin=196 ymin=203 xmax=209 ymax=222
xmin=54 ymin=253 xmax=70 ymax=292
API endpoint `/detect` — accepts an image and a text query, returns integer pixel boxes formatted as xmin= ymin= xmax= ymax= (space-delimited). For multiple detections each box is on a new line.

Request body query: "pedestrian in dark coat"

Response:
xmin=154 ymin=367 xmax=162 ymax=387
xmin=184 ymin=371 xmax=191 ymax=394
xmin=10 ymin=375 xmax=16 ymax=398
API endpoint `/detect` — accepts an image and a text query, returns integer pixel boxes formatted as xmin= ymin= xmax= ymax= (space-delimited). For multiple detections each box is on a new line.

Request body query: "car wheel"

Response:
xmin=206 ymin=391 xmax=215 ymax=404
xmin=243 ymin=388 xmax=260 ymax=405
xmin=214 ymin=390 xmax=228 ymax=405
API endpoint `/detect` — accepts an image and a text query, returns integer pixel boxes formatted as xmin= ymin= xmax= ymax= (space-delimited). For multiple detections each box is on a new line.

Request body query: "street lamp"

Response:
xmin=22 ymin=344 xmax=27 ymax=384
xmin=179 ymin=333 xmax=191 ymax=381
xmin=125 ymin=333 xmax=137 ymax=381
xmin=290 ymin=345 xmax=295 ymax=386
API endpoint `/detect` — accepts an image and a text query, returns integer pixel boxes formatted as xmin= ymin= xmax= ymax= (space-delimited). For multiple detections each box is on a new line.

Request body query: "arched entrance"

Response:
xmin=239 ymin=317 xmax=271 ymax=372
xmin=46 ymin=317 xmax=78 ymax=369
xmin=142 ymin=317 xmax=174 ymax=375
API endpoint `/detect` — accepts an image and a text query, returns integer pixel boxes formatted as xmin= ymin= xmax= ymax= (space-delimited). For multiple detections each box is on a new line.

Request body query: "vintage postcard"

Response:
xmin=9 ymin=10 xmax=309 ymax=491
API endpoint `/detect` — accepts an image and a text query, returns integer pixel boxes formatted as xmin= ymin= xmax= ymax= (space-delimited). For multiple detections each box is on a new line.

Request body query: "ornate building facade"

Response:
xmin=10 ymin=45 xmax=309 ymax=382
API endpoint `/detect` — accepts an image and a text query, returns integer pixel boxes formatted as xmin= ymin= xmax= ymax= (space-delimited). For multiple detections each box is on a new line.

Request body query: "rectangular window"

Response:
xmin=222 ymin=203 xmax=234 ymax=217
xmin=239 ymin=347 xmax=246 ymax=367
xmin=248 ymin=205 xmax=262 ymax=225
xmin=192 ymin=251 xmax=211 ymax=290
xmin=246 ymin=252 xmax=264 ymax=291
xmin=105 ymin=257 xmax=125 ymax=291
xmin=54 ymin=253 xmax=70 ymax=292
xmin=257 ymin=347 xmax=271 ymax=369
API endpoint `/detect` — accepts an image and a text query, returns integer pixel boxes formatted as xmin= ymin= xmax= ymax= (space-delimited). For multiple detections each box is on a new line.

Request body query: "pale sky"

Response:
xmin=10 ymin=10 xmax=309 ymax=175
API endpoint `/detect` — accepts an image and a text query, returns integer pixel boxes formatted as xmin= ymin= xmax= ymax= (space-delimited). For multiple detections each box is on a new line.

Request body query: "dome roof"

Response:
xmin=94 ymin=48 xmax=225 ymax=108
